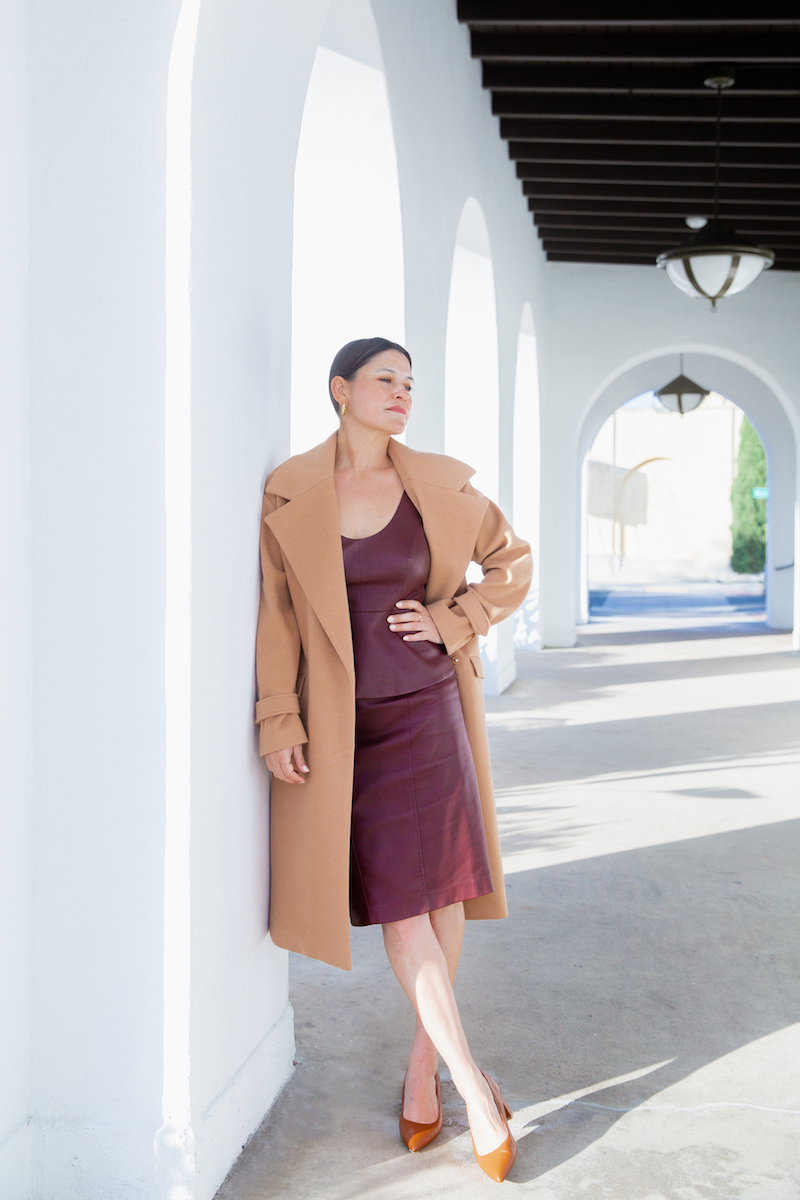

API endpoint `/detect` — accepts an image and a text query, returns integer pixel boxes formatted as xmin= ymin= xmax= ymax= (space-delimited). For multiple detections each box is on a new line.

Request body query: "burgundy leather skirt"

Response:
xmin=349 ymin=674 xmax=493 ymax=926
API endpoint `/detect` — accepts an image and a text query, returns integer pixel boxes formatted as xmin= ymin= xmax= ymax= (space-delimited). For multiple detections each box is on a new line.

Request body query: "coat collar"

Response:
xmin=264 ymin=435 xmax=487 ymax=681
xmin=266 ymin=433 xmax=476 ymax=499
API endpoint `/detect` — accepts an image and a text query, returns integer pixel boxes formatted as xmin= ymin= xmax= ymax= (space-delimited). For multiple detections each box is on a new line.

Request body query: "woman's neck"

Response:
xmin=334 ymin=424 xmax=393 ymax=477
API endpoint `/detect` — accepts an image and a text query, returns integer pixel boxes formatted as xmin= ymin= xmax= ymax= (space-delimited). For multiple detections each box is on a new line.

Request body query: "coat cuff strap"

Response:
xmin=255 ymin=693 xmax=301 ymax=723
xmin=427 ymin=599 xmax=474 ymax=655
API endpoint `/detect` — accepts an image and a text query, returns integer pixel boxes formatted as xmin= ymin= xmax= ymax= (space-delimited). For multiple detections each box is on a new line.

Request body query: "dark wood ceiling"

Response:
xmin=456 ymin=4 xmax=800 ymax=271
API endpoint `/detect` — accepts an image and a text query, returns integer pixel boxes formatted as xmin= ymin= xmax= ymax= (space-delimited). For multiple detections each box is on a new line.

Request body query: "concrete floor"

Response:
xmin=217 ymin=612 xmax=800 ymax=1200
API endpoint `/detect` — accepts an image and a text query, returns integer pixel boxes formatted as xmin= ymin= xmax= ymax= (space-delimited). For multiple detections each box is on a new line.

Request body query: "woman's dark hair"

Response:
xmin=328 ymin=337 xmax=412 ymax=413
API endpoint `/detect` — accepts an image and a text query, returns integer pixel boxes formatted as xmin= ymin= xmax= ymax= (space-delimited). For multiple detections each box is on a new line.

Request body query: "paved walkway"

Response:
xmin=218 ymin=614 xmax=800 ymax=1200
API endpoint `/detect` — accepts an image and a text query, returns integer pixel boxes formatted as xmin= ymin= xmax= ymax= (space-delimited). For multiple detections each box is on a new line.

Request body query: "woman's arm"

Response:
xmin=425 ymin=483 xmax=533 ymax=655
xmin=255 ymin=489 xmax=309 ymax=765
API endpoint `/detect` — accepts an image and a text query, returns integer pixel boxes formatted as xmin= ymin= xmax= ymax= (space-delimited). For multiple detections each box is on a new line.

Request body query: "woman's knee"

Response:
xmin=383 ymin=912 xmax=432 ymax=948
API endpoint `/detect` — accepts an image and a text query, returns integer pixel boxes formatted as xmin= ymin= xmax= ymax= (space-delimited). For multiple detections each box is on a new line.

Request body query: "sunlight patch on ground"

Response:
xmin=499 ymin=753 xmax=800 ymax=874
xmin=565 ymin=630 xmax=792 ymax=668
xmin=516 ymin=1026 xmax=800 ymax=1200
xmin=487 ymin=668 xmax=800 ymax=731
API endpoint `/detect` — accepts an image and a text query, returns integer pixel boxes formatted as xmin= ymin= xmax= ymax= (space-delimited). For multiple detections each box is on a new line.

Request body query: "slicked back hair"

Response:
xmin=328 ymin=337 xmax=412 ymax=413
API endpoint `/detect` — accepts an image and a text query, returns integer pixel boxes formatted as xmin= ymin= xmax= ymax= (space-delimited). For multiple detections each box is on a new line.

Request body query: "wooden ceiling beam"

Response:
xmin=492 ymin=93 xmax=800 ymax=120
xmin=542 ymin=239 xmax=800 ymax=260
xmin=546 ymin=253 xmax=656 ymax=265
xmin=522 ymin=181 xmax=800 ymax=203
xmin=458 ymin=2 xmax=800 ymax=25
xmin=482 ymin=62 xmax=800 ymax=93
xmin=531 ymin=199 xmax=800 ymax=219
xmin=543 ymin=241 xmax=679 ymax=254
xmin=471 ymin=30 xmax=800 ymax=62
xmin=544 ymin=253 xmax=800 ymax=268
xmin=515 ymin=161 xmax=800 ymax=186
xmin=540 ymin=231 xmax=800 ymax=248
xmin=509 ymin=140 xmax=799 ymax=166
xmin=535 ymin=213 xmax=800 ymax=232
xmin=500 ymin=117 xmax=800 ymax=145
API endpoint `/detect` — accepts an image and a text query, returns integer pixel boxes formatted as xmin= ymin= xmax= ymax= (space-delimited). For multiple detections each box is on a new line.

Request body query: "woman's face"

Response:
xmin=333 ymin=350 xmax=413 ymax=435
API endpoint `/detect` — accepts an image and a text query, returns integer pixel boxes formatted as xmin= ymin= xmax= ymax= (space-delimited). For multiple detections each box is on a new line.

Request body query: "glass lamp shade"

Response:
xmin=656 ymin=373 xmax=709 ymax=414
xmin=657 ymin=220 xmax=774 ymax=308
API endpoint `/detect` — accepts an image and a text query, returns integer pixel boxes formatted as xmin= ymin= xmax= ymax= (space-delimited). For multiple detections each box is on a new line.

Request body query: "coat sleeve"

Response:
xmin=255 ymin=488 xmax=309 ymax=757
xmin=426 ymin=483 xmax=533 ymax=655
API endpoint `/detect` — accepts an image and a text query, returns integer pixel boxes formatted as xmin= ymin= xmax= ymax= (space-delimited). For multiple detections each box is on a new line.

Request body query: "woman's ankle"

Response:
xmin=407 ymin=1048 xmax=439 ymax=1079
xmin=449 ymin=1060 xmax=487 ymax=1104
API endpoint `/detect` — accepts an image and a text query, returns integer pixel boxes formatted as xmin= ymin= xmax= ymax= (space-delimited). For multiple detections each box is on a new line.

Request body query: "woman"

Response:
xmin=256 ymin=337 xmax=532 ymax=1182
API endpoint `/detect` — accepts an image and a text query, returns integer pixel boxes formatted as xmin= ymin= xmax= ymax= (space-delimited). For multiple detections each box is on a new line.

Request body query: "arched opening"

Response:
xmin=585 ymin=391 xmax=759 ymax=616
xmin=512 ymin=301 xmax=541 ymax=649
xmin=577 ymin=350 xmax=796 ymax=633
xmin=444 ymin=198 xmax=507 ymax=690
xmin=444 ymin=198 xmax=499 ymax=502
xmin=290 ymin=0 xmax=405 ymax=456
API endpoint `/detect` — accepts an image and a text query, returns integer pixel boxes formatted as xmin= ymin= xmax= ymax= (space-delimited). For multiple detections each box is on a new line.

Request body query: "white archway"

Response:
xmin=444 ymin=197 xmax=500 ymax=502
xmin=290 ymin=0 xmax=405 ymax=455
xmin=444 ymin=198 xmax=509 ymax=689
xmin=512 ymin=301 xmax=541 ymax=649
xmin=576 ymin=349 xmax=796 ymax=632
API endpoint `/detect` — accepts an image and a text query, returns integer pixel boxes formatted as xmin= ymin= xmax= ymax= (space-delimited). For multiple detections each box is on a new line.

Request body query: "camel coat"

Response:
xmin=256 ymin=433 xmax=532 ymax=970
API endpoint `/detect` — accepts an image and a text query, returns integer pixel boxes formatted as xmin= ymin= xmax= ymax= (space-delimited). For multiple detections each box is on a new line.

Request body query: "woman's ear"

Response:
xmin=331 ymin=375 xmax=347 ymax=411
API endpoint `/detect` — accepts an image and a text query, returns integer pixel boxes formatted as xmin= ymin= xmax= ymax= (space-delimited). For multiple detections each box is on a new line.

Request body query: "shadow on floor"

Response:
xmin=489 ymin=700 xmax=800 ymax=789
xmin=462 ymin=819 xmax=800 ymax=1183
xmin=216 ymin=620 xmax=799 ymax=1199
xmin=576 ymin=621 xmax=785 ymax=648
xmin=217 ymin=820 xmax=800 ymax=1197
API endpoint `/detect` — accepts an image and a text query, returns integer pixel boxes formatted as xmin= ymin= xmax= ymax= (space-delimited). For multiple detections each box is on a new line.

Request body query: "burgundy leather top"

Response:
xmin=341 ymin=491 xmax=456 ymax=699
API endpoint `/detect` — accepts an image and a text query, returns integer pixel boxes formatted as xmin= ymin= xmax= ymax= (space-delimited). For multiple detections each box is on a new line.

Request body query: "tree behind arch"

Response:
xmin=731 ymin=418 xmax=767 ymax=574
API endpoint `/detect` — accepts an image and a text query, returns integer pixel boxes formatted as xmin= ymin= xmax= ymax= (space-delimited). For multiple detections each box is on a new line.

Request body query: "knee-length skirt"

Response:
xmin=349 ymin=673 xmax=493 ymax=926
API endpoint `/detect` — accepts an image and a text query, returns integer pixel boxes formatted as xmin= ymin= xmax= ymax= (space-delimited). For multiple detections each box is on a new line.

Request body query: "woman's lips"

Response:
xmin=387 ymin=405 xmax=407 ymax=414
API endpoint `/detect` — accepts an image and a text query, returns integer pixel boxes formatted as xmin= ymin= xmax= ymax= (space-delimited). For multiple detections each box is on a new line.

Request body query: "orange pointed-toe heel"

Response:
xmin=399 ymin=1071 xmax=443 ymax=1152
xmin=471 ymin=1072 xmax=517 ymax=1183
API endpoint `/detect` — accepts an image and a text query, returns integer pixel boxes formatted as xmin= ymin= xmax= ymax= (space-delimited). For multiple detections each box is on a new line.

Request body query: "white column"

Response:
xmin=0 ymin=2 xmax=33 ymax=1195
xmin=26 ymin=2 xmax=183 ymax=1193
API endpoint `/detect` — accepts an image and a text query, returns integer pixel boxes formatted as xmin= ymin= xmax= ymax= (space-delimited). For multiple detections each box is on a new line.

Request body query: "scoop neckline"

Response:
xmin=340 ymin=491 xmax=408 ymax=543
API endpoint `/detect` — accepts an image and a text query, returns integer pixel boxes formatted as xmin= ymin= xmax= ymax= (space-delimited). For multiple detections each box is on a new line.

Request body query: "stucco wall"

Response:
xmin=5 ymin=2 xmax=546 ymax=1197
xmin=0 ymin=1 xmax=32 ymax=1195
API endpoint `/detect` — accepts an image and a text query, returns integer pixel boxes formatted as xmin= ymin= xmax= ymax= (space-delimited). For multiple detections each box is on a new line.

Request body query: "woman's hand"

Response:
xmin=265 ymin=744 xmax=309 ymax=784
xmin=387 ymin=599 xmax=444 ymax=644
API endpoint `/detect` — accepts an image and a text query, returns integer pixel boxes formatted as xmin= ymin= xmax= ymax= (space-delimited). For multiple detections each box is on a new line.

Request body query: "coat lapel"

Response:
xmin=388 ymin=441 xmax=488 ymax=603
xmin=264 ymin=436 xmax=488 ymax=684
xmin=265 ymin=436 xmax=355 ymax=685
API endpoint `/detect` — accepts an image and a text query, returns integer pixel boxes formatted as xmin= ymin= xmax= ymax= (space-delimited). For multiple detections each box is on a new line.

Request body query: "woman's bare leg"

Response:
xmin=402 ymin=903 xmax=465 ymax=1123
xmin=383 ymin=909 xmax=508 ymax=1156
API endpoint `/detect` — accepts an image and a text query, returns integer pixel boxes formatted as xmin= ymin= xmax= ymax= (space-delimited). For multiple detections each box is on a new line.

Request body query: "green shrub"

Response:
xmin=730 ymin=418 xmax=766 ymax=574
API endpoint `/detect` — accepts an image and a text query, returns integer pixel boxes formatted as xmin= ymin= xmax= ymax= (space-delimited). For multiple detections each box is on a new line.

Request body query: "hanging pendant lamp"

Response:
xmin=656 ymin=355 xmax=710 ymax=414
xmin=657 ymin=67 xmax=774 ymax=309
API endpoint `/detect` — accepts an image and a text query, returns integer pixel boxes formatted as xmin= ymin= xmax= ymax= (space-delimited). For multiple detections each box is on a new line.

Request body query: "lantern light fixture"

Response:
xmin=656 ymin=355 xmax=710 ymax=415
xmin=656 ymin=67 xmax=774 ymax=308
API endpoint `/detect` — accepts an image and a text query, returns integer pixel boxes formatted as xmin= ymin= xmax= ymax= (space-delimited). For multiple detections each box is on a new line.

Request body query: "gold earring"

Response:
xmin=341 ymin=401 xmax=347 ymax=416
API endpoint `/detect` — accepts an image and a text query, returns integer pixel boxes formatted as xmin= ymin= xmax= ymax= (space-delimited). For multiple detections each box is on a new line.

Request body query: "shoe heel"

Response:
xmin=472 ymin=1072 xmax=517 ymax=1183
xmin=483 ymin=1071 xmax=513 ymax=1119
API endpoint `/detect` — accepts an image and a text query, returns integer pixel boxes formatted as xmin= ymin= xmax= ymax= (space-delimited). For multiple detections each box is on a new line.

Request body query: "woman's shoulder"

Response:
xmin=264 ymin=434 xmax=337 ymax=499
xmin=389 ymin=441 xmax=475 ymax=492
